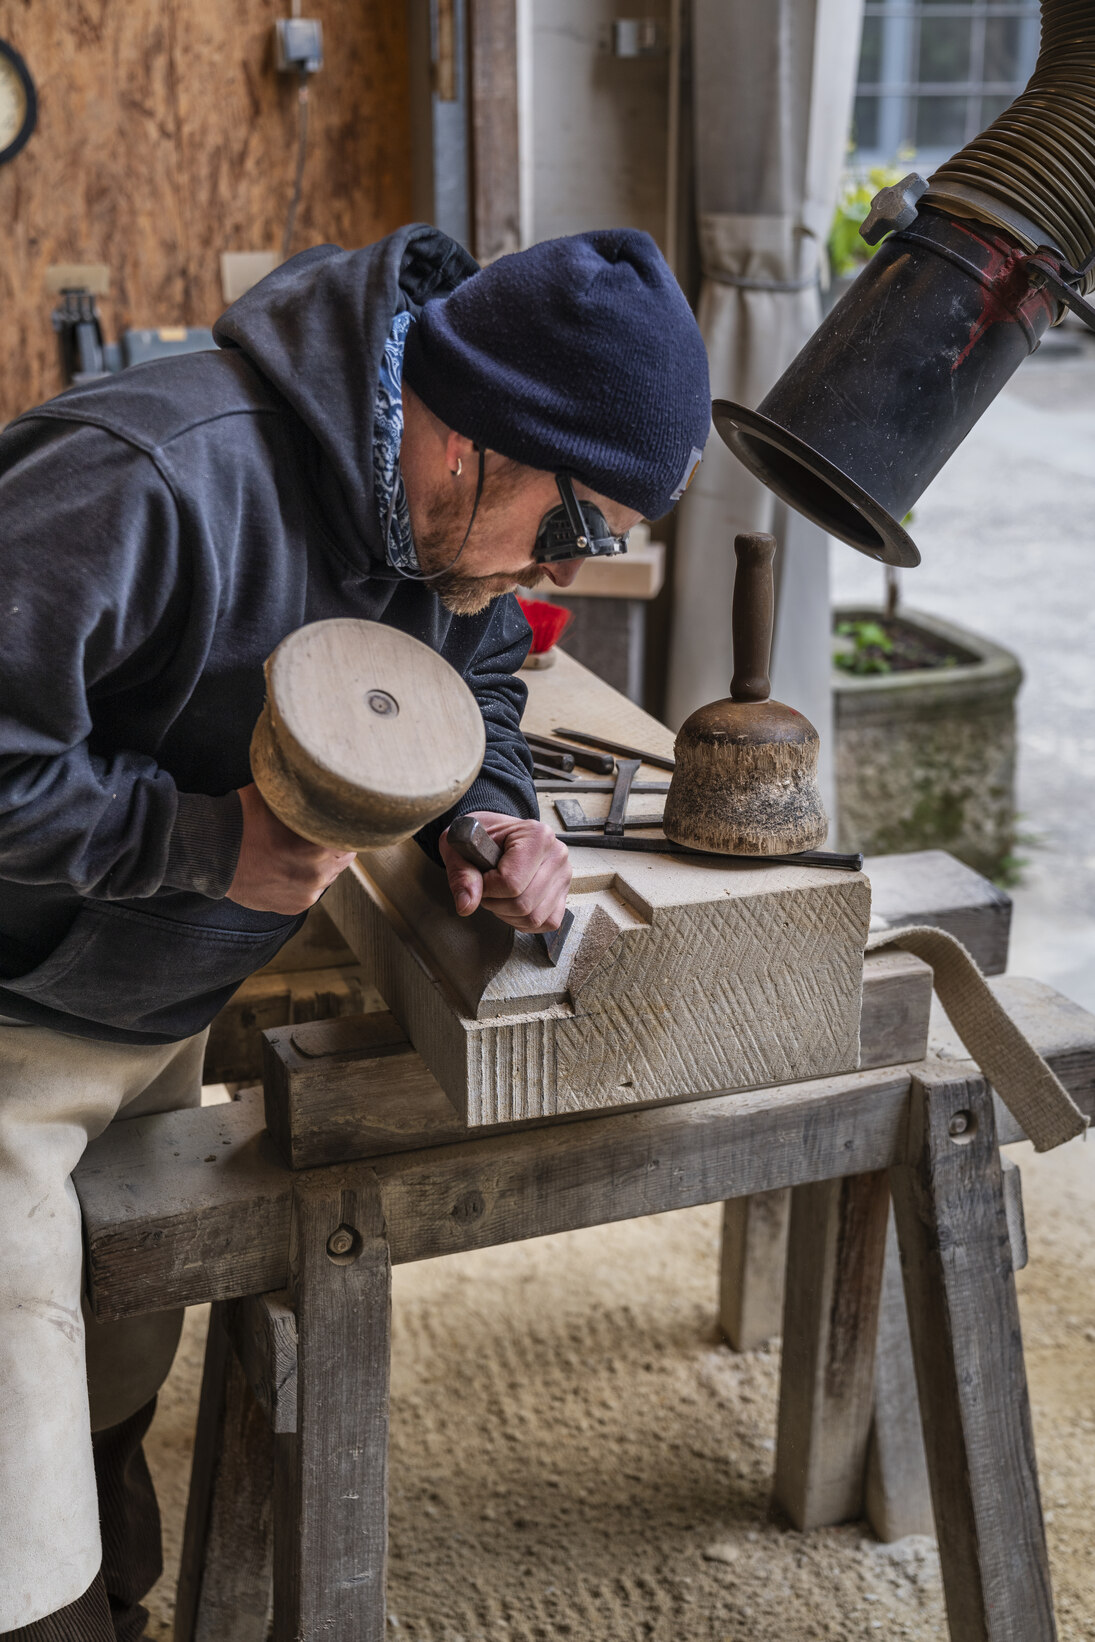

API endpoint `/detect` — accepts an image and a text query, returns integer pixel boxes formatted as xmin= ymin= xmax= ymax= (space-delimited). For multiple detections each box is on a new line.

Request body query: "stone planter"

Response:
xmin=832 ymin=605 xmax=1023 ymax=879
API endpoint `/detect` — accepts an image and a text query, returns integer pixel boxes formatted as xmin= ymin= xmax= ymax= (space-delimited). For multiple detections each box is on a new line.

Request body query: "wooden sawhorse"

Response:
xmin=77 ymin=1047 xmax=1058 ymax=1642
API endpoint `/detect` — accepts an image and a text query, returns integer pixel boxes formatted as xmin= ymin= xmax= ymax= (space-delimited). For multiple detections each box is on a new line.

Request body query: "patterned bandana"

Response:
xmin=373 ymin=309 xmax=419 ymax=573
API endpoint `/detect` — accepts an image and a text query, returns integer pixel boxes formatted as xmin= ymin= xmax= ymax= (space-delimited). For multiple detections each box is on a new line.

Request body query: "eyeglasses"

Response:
xmin=532 ymin=473 xmax=630 ymax=564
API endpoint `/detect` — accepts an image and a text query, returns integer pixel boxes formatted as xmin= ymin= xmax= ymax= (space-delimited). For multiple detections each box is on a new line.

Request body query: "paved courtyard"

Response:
xmin=831 ymin=327 xmax=1095 ymax=1010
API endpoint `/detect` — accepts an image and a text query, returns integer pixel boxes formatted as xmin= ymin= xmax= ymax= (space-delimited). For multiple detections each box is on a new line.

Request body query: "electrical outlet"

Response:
xmin=274 ymin=18 xmax=323 ymax=74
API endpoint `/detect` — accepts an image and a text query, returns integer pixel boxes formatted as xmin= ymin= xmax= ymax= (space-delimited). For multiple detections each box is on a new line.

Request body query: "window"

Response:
xmin=850 ymin=1 xmax=1041 ymax=168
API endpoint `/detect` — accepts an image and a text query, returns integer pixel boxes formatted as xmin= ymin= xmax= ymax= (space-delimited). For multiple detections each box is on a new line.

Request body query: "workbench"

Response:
xmin=72 ymin=653 xmax=1093 ymax=1642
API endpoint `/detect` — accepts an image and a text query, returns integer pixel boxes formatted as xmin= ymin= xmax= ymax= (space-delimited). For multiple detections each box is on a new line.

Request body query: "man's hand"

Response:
xmin=227 ymin=784 xmax=356 ymax=915
xmin=439 ymin=811 xmax=571 ymax=934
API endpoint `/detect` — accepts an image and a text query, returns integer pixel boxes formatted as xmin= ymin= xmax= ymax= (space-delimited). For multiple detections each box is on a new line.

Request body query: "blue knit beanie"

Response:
xmin=401 ymin=228 xmax=710 ymax=521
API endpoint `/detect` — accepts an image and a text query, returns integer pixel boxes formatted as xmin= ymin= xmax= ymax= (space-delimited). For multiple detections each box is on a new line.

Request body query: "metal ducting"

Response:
xmin=713 ymin=0 xmax=1095 ymax=566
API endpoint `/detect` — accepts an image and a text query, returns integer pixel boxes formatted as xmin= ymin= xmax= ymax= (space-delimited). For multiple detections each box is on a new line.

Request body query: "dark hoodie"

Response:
xmin=0 ymin=226 xmax=537 ymax=1043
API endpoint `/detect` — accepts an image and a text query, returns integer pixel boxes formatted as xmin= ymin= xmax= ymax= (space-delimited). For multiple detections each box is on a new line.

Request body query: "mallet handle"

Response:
xmin=730 ymin=532 xmax=776 ymax=703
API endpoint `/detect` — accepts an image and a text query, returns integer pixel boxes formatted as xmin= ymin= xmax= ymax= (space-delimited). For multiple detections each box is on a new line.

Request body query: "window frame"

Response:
xmin=851 ymin=1 xmax=1041 ymax=170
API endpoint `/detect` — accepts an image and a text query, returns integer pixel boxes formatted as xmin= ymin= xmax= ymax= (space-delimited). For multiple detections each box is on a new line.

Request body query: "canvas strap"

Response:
xmin=866 ymin=924 xmax=1088 ymax=1152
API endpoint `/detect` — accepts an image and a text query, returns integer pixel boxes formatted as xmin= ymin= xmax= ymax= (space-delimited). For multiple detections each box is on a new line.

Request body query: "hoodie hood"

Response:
xmin=213 ymin=225 xmax=477 ymax=565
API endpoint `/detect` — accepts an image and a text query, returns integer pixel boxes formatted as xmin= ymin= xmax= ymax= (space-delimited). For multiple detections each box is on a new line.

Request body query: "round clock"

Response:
xmin=0 ymin=40 xmax=36 ymax=166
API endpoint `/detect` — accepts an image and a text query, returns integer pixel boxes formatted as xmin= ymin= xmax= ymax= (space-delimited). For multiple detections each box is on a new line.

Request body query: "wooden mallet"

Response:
xmin=662 ymin=532 xmax=828 ymax=856
xmin=250 ymin=618 xmax=486 ymax=850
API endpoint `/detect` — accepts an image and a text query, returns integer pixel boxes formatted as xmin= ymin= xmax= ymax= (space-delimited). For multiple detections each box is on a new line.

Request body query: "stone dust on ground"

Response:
xmin=140 ymin=1129 xmax=1095 ymax=1641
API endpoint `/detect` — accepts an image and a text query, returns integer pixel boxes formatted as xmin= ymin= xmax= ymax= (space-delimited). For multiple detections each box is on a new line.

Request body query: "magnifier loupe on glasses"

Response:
xmin=532 ymin=473 xmax=630 ymax=564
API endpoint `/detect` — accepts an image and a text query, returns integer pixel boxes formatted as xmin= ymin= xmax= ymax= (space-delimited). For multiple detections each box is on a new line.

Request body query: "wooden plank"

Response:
xmin=1001 ymin=1152 xmax=1028 ymax=1272
xmin=774 ymin=1171 xmax=890 ymax=1530
xmin=174 ymin=1305 xmax=273 ymax=1642
xmin=929 ymin=974 xmax=1095 ymax=1143
xmin=77 ymin=1069 xmax=915 ymax=1320
xmin=858 ymin=949 xmax=933 ymax=1069
xmin=468 ymin=0 xmax=520 ymax=262
xmin=224 ymin=1292 xmax=299 ymax=1437
xmin=78 ymin=1094 xmax=293 ymax=1321
xmin=262 ymin=1011 xmax=460 ymax=1169
xmin=204 ymin=965 xmax=381 ymax=1086
xmin=521 ymin=647 xmax=676 ymax=768
xmin=864 ymin=849 xmax=1011 ymax=976
xmin=867 ymin=1155 xmax=1028 ymax=1544
xmin=718 ymin=1190 xmax=789 ymax=1352
xmin=891 ymin=1071 xmax=1056 ymax=1640
xmin=273 ymin=1172 xmax=390 ymax=1640
xmin=0 ymin=0 xmax=412 ymax=424
xmin=864 ymin=1210 xmax=935 ymax=1543
xmin=263 ymin=948 xmax=932 ymax=1170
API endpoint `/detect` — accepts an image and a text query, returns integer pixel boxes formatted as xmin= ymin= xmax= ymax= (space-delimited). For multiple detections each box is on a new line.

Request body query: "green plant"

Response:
xmin=992 ymin=818 xmax=1045 ymax=890
xmin=828 ymin=164 xmax=908 ymax=278
xmin=833 ymin=618 xmax=894 ymax=675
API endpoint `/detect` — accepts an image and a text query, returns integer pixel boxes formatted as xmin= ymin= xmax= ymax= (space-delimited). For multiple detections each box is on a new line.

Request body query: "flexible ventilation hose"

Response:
xmin=926 ymin=0 xmax=1095 ymax=292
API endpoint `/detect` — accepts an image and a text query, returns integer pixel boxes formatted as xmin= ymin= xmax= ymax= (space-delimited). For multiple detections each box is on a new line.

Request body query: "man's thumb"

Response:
xmin=449 ymin=863 xmax=483 ymax=917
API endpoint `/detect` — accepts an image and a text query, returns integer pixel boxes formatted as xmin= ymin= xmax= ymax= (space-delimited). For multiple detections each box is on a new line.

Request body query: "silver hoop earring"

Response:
xmin=452 ymin=457 xmax=463 ymax=479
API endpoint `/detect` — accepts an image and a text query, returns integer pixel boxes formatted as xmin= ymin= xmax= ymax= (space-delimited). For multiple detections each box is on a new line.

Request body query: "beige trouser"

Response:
xmin=0 ymin=1020 xmax=207 ymax=1631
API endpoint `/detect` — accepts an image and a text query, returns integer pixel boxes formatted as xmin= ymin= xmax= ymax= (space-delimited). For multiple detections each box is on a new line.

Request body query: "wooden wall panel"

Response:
xmin=0 ymin=0 xmax=411 ymax=425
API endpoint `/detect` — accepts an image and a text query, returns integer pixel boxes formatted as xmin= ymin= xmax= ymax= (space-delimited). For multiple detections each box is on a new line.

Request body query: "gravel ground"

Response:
xmin=141 ymin=1132 xmax=1095 ymax=1641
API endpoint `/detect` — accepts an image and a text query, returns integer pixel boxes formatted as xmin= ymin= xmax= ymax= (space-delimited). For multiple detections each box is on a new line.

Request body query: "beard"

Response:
xmin=412 ymin=481 xmax=551 ymax=615
xmin=430 ymin=563 xmax=551 ymax=616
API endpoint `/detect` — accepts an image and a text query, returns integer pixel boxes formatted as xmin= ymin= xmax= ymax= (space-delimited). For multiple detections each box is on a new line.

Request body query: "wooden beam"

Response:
xmin=718 ymin=1190 xmax=789 ymax=1352
xmin=717 ymin=947 xmax=929 ymax=1353
xmin=866 ymin=1155 xmax=1028 ymax=1543
xmin=858 ymin=949 xmax=933 ymax=1069
xmin=468 ymin=0 xmax=520 ymax=262
xmin=930 ymin=973 xmax=1095 ymax=1144
xmin=273 ymin=1173 xmax=390 ymax=1641
xmin=261 ymin=949 xmax=929 ymax=1172
xmin=174 ymin=1306 xmax=274 ymax=1642
xmin=891 ymin=1072 xmax=1056 ymax=1639
xmin=262 ymin=1011 xmax=462 ymax=1170
xmin=78 ymin=1069 xmax=914 ymax=1321
xmin=204 ymin=965 xmax=378 ymax=1087
xmin=774 ymin=1171 xmax=890 ymax=1530
xmin=865 ymin=849 xmax=1012 ymax=975
xmin=224 ymin=1292 xmax=299 ymax=1437
xmin=864 ymin=1211 xmax=935 ymax=1543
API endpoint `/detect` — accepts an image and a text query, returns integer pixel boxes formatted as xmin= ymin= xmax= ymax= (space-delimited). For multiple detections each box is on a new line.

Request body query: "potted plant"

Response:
xmin=825 ymin=163 xmax=906 ymax=311
xmin=831 ymin=567 xmax=1023 ymax=879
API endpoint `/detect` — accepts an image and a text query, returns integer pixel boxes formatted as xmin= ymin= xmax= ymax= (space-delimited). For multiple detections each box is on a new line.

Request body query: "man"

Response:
xmin=0 ymin=224 xmax=710 ymax=1638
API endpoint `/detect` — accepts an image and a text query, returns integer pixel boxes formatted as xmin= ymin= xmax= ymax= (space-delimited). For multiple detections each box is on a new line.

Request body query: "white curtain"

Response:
xmin=666 ymin=0 xmax=865 ymax=818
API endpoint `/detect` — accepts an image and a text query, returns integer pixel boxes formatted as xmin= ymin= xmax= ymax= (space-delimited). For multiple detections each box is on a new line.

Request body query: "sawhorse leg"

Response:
xmin=773 ymin=1171 xmax=890 ymax=1528
xmin=174 ymin=1305 xmax=274 ymax=1642
xmin=718 ymin=1190 xmax=790 ymax=1351
xmin=176 ymin=1171 xmax=392 ymax=1641
xmin=274 ymin=1170 xmax=392 ymax=1641
xmin=865 ymin=1209 xmax=935 ymax=1541
xmin=867 ymin=1153 xmax=1028 ymax=1543
xmin=892 ymin=1071 xmax=1054 ymax=1640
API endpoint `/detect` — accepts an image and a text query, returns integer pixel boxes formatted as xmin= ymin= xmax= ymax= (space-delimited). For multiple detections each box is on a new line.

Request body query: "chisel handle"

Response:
xmin=446 ymin=815 xmax=574 ymax=964
xmin=447 ymin=814 xmax=502 ymax=872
